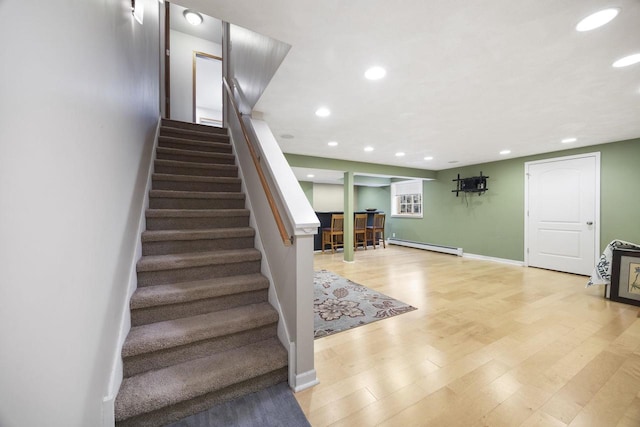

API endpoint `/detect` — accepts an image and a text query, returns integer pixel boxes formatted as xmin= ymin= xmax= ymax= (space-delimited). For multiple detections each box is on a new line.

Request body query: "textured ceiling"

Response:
xmin=178 ymin=0 xmax=640 ymax=172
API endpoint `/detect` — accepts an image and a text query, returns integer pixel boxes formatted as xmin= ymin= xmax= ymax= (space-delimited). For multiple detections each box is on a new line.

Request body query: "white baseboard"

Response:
xmin=463 ymin=252 xmax=524 ymax=266
xmin=388 ymin=238 xmax=463 ymax=256
xmin=102 ymin=395 xmax=115 ymax=427
xmin=292 ymin=369 xmax=320 ymax=392
xmin=103 ymin=118 xmax=161 ymax=427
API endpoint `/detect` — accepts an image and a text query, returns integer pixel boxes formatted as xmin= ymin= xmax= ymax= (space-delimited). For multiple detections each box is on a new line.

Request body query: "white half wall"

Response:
xmin=0 ymin=1 xmax=160 ymax=426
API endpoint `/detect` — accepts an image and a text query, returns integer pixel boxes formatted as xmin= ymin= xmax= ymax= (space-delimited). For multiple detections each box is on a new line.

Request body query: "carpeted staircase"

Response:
xmin=115 ymin=119 xmax=288 ymax=427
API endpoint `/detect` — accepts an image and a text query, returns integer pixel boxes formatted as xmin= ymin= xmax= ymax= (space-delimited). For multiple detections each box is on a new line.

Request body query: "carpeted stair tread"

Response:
xmin=142 ymin=227 xmax=254 ymax=243
xmin=122 ymin=302 xmax=278 ymax=357
xmin=149 ymin=190 xmax=244 ymax=200
xmin=159 ymin=135 xmax=231 ymax=149
xmin=161 ymin=120 xmax=228 ymax=135
xmin=154 ymin=159 xmax=238 ymax=177
xmin=152 ymin=173 xmax=241 ymax=185
xmin=115 ymin=338 xmax=288 ymax=421
xmin=130 ymin=273 xmax=268 ymax=309
xmin=157 ymin=147 xmax=235 ymax=161
xmin=146 ymin=208 xmax=249 ymax=218
xmin=137 ymin=248 xmax=261 ymax=273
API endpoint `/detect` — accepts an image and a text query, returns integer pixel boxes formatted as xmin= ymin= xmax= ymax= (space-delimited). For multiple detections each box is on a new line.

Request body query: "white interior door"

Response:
xmin=193 ymin=52 xmax=222 ymax=126
xmin=525 ymin=153 xmax=600 ymax=275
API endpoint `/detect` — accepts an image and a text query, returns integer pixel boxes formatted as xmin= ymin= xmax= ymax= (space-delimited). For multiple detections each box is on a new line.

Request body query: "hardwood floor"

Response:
xmin=295 ymin=245 xmax=640 ymax=427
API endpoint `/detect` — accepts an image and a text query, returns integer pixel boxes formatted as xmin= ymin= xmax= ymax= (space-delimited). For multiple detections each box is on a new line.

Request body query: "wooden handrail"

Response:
xmin=222 ymin=77 xmax=293 ymax=246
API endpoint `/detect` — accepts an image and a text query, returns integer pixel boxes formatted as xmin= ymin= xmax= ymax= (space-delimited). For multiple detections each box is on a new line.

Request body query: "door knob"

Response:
xmin=586 ymin=221 xmax=593 ymax=225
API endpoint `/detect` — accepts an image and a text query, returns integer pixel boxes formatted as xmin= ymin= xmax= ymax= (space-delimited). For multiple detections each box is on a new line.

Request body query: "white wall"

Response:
xmin=0 ymin=1 xmax=160 ymax=426
xmin=312 ymin=184 xmax=361 ymax=211
xmin=170 ymin=30 xmax=222 ymax=122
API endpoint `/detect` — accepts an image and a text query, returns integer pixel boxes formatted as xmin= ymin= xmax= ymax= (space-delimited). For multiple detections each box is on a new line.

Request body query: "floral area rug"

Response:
xmin=314 ymin=269 xmax=417 ymax=338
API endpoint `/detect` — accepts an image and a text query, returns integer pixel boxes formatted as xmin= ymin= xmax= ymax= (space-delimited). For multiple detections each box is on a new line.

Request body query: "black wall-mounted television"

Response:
xmin=452 ymin=172 xmax=489 ymax=196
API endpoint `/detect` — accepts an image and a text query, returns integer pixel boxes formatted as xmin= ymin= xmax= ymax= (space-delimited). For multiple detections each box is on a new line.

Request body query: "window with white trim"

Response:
xmin=391 ymin=180 xmax=423 ymax=218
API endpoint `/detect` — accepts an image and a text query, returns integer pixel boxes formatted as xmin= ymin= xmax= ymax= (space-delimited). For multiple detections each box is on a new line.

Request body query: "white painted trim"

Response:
xmin=388 ymin=238 xmax=463 ymax=256
xmin=231 ymin=126 xmax=300 ymax=390
xmin=249 ymin=119 xmax=320 ymax=234
xmin=463 ymin=252 xmax=525 ymax=266
xmin=103 ymin=118 xmax=161 ymax=427
xmin=524 ymin=152 xmax=601 ymax=272
xmin=292 ymin=368 xmax=320 ymax=393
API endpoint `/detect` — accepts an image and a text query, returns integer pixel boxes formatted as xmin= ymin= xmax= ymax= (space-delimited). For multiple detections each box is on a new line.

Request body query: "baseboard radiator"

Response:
xmin=387 ymin=238 xmax=463 ymax=257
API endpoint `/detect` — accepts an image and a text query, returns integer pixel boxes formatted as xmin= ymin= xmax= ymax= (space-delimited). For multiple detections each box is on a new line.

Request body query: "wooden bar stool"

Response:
xmin=366 ymin=213 xmax=386 ymax=249
xmin=354 ymin=213 xmax=368 ymax=251
xmin=321 ymin=214 xmax=344 ymax=253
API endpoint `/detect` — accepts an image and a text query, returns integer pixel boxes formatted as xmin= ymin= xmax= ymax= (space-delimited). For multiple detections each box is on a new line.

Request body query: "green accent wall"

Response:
xmin=388 ymin=138 xmax=640 ymax=261
xmin=292 ymin=138 xmax=640 ymax=261
xmin=357 ymin=186 xmax=391 ymax=214
xmin=298 ymin=180 xmax=313 ymax=206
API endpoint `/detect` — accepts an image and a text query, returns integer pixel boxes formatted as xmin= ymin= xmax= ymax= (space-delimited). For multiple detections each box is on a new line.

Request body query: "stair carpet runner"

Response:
xmin=114 ymin=119 xmax=288 ymax=427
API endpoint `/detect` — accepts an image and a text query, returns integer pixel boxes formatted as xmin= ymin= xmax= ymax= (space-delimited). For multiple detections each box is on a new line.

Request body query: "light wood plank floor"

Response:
xmin=295 ymin=245 xmax=640 ymax=427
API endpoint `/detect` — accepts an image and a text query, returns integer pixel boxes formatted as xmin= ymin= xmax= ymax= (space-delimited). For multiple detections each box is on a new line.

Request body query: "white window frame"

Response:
xmin=391 ymin=179 xmax=423 ymax=218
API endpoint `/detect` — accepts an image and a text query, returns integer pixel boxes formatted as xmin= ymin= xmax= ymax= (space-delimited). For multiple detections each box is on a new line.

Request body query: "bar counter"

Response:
xmin=314 ymin=210 xmax=382 ymax=251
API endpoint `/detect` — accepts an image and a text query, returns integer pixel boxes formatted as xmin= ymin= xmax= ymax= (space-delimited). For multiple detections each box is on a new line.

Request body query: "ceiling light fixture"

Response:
xmin=576 ymin=8 xmax=620 ymax=32
xmin=500 ymin=150 xmax=511 ymax=155
xmin=364 ymin=146 xmax=374 ymax=152
xmin=315 ymin=107 xmax=331 ymax=117
xmin=395 ymin=152 xmax=405 ymax=157
xmin=183 ymin=9 xmax=203 ymax=26
xmin=327 ymin=141 xmax=338 ymax=147
xmin=561 ymin=137 xmax=577 ymax=143
xmin=364 ymin=66 xmax=386 ymax=80
xmin=612 ymin=53 xmax=640 ymax=68
xmin=307 ymin=174 xmax=315 ymax=178
xmin=424 ymin=156 xmax=433 ymax=161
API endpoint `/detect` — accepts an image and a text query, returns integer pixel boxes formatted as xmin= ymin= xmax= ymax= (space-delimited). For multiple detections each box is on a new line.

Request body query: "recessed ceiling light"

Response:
xmin=612 ymin=53 xmax=640 ymax=68
xmin=364 ymin=66 xmax=386 ymax=80
xmin=364 ymin=146 xmax=374 ymax=152
xmin=327 ymin=141 xmax=338 ymax=147
xmin=183 ymin=9 xmax=203 ymax=26
xmin=561 ymin=137 xmax=577 ymax=143
xmin=424 ymin=156 xmax=433 ymax=161
xmin=315 ymin=107 xmax=331 ymax=117
xmin=306 ymin=174 xmax=315 ymax=178
xmin=395 ymin=152 xmax=405 ymax=157
xmin=576 ymin=8 xmax=620 ymax=32
xmin=500 ymin=150 xmax=511 ymax=155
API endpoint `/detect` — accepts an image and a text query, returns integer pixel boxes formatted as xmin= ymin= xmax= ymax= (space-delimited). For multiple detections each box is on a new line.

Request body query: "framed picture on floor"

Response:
xmin=610 ymin=249 xmax=640 ymax=307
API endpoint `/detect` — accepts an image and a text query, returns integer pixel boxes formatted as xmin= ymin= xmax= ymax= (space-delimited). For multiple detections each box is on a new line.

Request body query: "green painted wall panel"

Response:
xmin=298 ymin=180 xmax=313 ymax=206
xmin=389 ymin=138 xmax=640 ymax=261
xmin=293 ymin=138 xmax=640 ymax=261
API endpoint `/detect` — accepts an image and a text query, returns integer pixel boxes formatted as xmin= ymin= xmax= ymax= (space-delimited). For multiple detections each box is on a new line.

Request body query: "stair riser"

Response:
xmin=158 ymin=139 xmax=233 ymax=154
xmin=161 ymin=120 xmax=228 ymax=135
xmin=160 ymin=128 xmax=229 ymax=144
xmin=137 ymin=260 xmax=261 ymax=286
xmin=146 ymin=216 xmax=249 ymax=230
xmin=148 ymin=197 xmax=245 ymax=210
xmin=154 ymin=163 xmax=238 ymax=178
xmin=152 ymin=180 xmax=241 ymax=193
xmin=123 ymin=323 xmax=276 ymax=376
xmin=156 ymin=151 xmax=235 ymax=165
xmin=115 ymin=368 xmax=288 ymax=427
xmin=131 ymin=289 xmax=268 ymax=326
xmin=142 ymin=236 xmax=255 ymax=256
